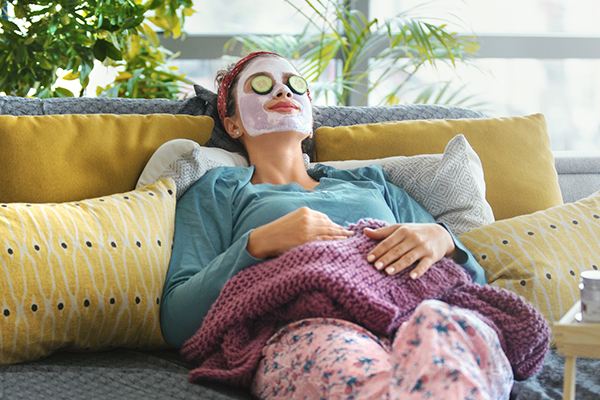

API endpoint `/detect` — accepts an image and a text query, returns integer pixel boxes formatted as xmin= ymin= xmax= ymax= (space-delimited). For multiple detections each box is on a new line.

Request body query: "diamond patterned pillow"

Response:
xmin=383 ymin=134 xmax=494 ymax=235
xmin=312 ymin=134 xmax=494 ymax=236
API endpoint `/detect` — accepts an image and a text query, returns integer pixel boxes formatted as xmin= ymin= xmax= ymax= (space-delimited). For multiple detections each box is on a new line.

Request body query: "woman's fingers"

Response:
xmin=365 ymin=225 xmax=413 ymax=265
xmin=315 ymin=234 xmax=355 ymax=241
xmin=363 ymin=225 xmax=398 ymax=240
xmin=248 ymin=207 xmax=354 ymax=259
xmin=385 ymin=255 xmax=434 ymax=279
xmin=379 ymin=245 xmax=424 ymax=277
xmin=364 ymin=223 xmax=450 ymax=279
xmin=312 ymin=230 xmax=354 ymax=241
xmin=307 ymin=221 xmax=354 ymax=241
xmin=322 ymin=224 xmax=355 ymax=238
xmin=410 ymin=258 xmax=435 ymax=279
xmin=298 ymin=207 xmax=354 ymax=239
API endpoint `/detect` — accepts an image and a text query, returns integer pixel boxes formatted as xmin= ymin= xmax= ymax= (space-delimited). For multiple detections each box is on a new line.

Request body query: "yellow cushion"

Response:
xmin=0 ymin=114 xmax=213 ymax=203
xmin=0 ymin=178 xmax=176 ymax=365
xmin=459 ymin=190 xmax=600 ymax=335
xmin=314 ymin=114 xmax=563 ymax=221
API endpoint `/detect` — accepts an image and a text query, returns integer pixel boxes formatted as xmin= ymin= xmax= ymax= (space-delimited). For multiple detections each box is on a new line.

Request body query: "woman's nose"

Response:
xmin=274 ymin=83 xmax=293 ymax=98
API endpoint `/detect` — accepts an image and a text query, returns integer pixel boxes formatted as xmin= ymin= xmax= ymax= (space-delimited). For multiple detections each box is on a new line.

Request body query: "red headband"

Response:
xmin=217 ymin=51 xmax=281 ymax=125
xmin=216 ymin=51 xmax=311 ymax=125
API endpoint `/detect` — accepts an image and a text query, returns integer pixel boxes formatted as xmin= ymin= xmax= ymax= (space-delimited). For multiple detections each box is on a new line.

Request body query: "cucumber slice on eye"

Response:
xmin=288 ymin=75 xmax=308 ymax=94
xmin=251 ymin=75 xmax=273 ymax=94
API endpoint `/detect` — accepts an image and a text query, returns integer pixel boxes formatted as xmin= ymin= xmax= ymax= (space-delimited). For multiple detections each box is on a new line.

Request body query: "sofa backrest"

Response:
xmin=2 ymin=91 xmax=598 ymax=205
xmin=554 ymin=151 xmax=600 ymax=203
xmin=0 ymin=86 xmax=487 ymax=161
xmin=0 ymin=95 xmax=210 ymax=116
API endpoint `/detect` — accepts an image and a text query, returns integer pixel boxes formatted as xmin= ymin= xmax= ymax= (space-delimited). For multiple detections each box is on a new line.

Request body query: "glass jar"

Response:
xmin=580 ymin=270 xmax=600 ymax=323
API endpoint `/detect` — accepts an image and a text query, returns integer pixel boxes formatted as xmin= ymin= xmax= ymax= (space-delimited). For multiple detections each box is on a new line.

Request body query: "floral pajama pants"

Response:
xmin=251 ymin=300 xmax=514 ymax=400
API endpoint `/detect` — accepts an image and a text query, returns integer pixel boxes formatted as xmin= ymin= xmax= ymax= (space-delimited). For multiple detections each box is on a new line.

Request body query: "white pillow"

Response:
xmin=136 ymin=139 xmax=248 ymax=200
xmin=311 ymin=134 xmax=495 ymax=235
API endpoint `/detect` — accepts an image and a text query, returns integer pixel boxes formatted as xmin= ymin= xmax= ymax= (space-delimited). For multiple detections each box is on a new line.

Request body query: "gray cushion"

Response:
xmin=554 ymin=151 xmax=600 ymax=203
xmin=0 ymin=94 xmax=208 ymax=116
xmin=312 ymin=103 xmax=487 ymax=129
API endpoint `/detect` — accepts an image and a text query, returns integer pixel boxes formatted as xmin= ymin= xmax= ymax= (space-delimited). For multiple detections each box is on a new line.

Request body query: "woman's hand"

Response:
xmin=364 ymin=223 xmax=457 ymax=279
xmin=247 ymin=207 xmax=354 ymax=259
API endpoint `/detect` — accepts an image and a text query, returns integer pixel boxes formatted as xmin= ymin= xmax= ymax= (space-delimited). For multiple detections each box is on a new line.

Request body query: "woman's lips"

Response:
xmin=268 ymin=101 xmax=299 ymax=113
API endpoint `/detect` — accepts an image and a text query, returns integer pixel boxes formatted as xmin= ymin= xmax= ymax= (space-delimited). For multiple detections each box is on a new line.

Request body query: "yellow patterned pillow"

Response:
xmin=459 ymin=190 xmax=600 ymax=330
xmin=0 ymin=178 xmax=176 ymax=365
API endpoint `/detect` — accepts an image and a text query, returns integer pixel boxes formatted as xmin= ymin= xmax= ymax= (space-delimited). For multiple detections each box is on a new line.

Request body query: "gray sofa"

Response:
xmin=554 ymin=151 xmax=600 ymax=204
xmin=0 ymin=91 xmax=599 ymax=400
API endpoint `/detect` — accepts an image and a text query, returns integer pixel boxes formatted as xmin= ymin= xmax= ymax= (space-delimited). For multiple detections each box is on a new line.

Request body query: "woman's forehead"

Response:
xmin=239 ymin=57 xmax=298 ymax=80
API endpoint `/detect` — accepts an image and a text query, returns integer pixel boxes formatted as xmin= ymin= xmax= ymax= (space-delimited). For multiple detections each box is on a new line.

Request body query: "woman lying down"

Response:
xmin=159 ymin=51 xmax=550 ymax=400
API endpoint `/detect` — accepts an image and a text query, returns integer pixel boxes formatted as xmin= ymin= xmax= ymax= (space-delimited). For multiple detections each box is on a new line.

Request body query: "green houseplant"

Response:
xmin=226 ymin=0 xmax=481 ymax=107
xmin=0 ymin=0 xmax=194 ymax=98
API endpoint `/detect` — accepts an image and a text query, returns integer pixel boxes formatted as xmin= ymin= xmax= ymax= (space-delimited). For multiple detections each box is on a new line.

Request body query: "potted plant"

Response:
xmin=0 ymin=0 xmax=194 ymax=99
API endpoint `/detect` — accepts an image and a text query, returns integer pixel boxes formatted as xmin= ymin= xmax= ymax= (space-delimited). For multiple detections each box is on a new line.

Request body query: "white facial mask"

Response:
xmin=236 ymin=57 xmax=312 ymax=137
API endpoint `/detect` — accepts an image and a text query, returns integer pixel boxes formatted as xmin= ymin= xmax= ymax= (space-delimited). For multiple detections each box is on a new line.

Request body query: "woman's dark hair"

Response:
xmin=215 ymin=63 xmax=239 ymax=120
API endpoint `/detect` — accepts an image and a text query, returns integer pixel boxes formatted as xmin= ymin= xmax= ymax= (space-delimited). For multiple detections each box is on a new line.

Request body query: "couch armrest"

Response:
xmin=554 ymin=151 xmax=600 ymax=203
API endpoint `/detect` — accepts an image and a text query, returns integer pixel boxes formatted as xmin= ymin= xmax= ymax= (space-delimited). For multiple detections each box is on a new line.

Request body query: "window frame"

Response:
xmin=160 ymin=0 xmax=600 ymax=106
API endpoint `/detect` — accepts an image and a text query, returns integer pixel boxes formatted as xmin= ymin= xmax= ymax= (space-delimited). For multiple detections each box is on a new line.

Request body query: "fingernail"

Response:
xmin=385 ymin=266 xmax=395 ymax=275
xmin=410 ymin=272 xmax=418 ymax=279
xmin=367 ymin=254 xmax=375 ymax=262
xmin=375 ymin=261 xmax=384 ymax=270
xmin=346 ymin=230 xmax=354 ymax=236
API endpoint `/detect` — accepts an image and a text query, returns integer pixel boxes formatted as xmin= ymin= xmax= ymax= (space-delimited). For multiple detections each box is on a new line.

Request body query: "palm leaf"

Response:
xmin=410 ymin=81 xmax=485 ymax=109
xmin=225 ymin=0 xmax=483 ymax=108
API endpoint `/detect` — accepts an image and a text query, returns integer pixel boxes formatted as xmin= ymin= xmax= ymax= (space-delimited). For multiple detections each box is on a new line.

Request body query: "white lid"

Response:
xmin=581 ymin=270 xmax=600 ymax=289
xmin=581 ymin=270 xmax=600 ymax=280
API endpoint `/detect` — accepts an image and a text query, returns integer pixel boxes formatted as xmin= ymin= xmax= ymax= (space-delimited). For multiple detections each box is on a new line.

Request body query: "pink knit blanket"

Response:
xmin=181 ymin=220 xmax=550 ymax=387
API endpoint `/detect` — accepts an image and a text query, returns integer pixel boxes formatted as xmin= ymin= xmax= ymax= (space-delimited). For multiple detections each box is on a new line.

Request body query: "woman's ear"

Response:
xmin=223 ymin=116 xmax=243 ymax=139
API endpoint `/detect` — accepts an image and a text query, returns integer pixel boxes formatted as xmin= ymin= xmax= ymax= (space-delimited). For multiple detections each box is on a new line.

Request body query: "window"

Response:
xmin=368 ymin=0 xmax=600 ymax=151
xmin=67 ymin=0 xmax=600 ymax=151
xmin=183 ymin=0 xmax=306 ymax=35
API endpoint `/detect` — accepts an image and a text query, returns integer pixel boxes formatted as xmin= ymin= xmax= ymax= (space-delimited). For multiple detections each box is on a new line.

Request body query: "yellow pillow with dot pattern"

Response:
xmin=0 ymin=178 xmax=176 ymax=365
xmin=459 ymin=190 xmax=600 ymax=331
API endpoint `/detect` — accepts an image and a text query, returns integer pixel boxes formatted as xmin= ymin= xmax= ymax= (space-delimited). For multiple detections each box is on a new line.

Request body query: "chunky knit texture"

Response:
xmin=181 ymin=220 xmax=550 ymax=387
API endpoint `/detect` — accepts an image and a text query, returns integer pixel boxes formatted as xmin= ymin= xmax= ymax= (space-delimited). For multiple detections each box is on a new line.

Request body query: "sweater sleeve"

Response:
xmin=325 ymin=165 xmax=487 ymax=285
xmin=160 ymin=169 xmax=263 ymax=348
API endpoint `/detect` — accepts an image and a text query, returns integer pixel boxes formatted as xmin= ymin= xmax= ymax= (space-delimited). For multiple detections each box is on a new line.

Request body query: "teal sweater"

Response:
xmin=160 ymin=164 xmax=486 ymax=347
